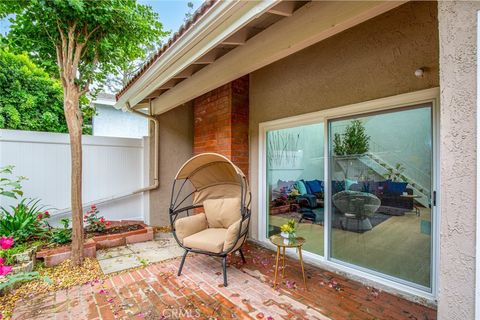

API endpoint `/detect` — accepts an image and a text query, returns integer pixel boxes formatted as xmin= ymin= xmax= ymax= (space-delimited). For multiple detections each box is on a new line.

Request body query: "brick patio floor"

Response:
xmin=11 ymin=242 xmax=436 ymax=320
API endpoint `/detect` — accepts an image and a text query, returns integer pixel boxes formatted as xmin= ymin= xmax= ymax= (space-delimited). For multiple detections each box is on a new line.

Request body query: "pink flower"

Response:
xmin=91 ymin=204 xmax=97 ymax=210
xmin=0 ymin=237 xmax=14 ymax=249
xmin=99 ymin=217 xmax=105 ymax=223
xmin=105 ymin=221 xmax=111 ymax=226
xmin=0 ymin=265 xmax=12 ymax=276
xmin=37 ymin=213 xmax=43 ymax=219
xmin=0 ymin=257 xmax=3 ymax=265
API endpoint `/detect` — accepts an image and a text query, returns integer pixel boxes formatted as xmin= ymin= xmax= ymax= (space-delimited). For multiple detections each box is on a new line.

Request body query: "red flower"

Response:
xmin=44 ymin=211 xmax=50 ymax=217
xmin=105 ymin=221 xmax=111 ymax=226
xmin=37 ymin=213 xmax=43 ymax=220
xmin=91 ymin=204 xmax=97 ymax=210
xmin=99 ymin=217 xmax=105 ymax=223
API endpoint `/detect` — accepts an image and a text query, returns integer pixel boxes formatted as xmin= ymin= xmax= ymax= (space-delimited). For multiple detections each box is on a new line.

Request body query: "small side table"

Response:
xmin=400 ymin=194 xmax=422 ymax=216
xmin=269 ymin=235 xmax=307 ymax=290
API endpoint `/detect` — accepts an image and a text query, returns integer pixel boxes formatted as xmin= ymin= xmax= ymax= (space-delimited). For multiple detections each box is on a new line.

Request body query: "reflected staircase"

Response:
xmin=358 ymin=153 xmax=430 ymax=208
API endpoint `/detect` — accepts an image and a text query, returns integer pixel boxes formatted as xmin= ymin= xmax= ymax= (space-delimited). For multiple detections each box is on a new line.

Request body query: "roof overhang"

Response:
xmin=116 ymin=1 xmax=406 ymax=114
xmin=115 ymin=0 xmax=280 ymax=111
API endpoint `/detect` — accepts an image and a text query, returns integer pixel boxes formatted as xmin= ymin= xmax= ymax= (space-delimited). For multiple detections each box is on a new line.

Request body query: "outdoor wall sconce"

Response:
xmin=415 ymin=68 xmax=425 ymax=78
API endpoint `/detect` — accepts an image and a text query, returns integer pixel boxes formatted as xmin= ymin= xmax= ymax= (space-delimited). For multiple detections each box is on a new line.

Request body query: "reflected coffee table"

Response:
xmin=269 ymin=235 xmax=307 ymax=290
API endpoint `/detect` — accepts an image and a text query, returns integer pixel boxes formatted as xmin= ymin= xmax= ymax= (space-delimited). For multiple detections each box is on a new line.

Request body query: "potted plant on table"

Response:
xmin=280 ymin=219 xmax=297 ymax=243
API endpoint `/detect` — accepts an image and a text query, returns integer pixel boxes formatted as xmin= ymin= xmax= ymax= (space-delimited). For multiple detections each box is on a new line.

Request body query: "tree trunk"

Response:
xmin=64 ymin=86 xmax=84 ymax=265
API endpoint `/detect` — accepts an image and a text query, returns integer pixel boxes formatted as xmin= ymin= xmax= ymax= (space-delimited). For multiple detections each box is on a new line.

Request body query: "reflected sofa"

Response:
xmin=271 ymin=179 xmax=414 ymax=217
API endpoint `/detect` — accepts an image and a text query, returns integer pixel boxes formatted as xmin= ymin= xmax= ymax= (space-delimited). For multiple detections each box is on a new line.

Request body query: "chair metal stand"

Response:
xmin=178 ymin=250 xmax=188 ymax=276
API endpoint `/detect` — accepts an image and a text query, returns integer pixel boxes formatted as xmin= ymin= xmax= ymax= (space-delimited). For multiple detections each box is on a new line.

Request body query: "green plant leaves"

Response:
xmin=0 ymin=271 xmax=51 ymax=293
xmin=333 ymin=120 xmax=370 ymax=156
xmin=50 ymin=218 xmax=72 ymax=244
xmin=0 ymin=198 xmax=48 ymax=243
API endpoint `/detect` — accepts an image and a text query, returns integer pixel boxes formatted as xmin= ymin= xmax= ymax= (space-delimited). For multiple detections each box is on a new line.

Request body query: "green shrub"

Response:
xmin=0 ymin=49 xmax=93 ymax=134
xmin=0 ymin=198 xmax=48 ymax=243
xmin=49 ymin=218 xmax=72 ymax=245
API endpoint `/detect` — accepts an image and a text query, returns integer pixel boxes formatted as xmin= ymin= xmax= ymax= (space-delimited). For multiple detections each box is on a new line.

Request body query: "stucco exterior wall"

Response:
xmin=149 ymin=103 xmax=193 ymax=226
xmin=437 ymin=1 xmax=479 ymax=318
xmin=249 ymin=1 xmax=439 ymax=241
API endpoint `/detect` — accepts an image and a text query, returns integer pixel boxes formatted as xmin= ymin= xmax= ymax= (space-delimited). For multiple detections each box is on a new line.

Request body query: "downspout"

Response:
xmin=126 ymin=99 xmax=159 ymax=193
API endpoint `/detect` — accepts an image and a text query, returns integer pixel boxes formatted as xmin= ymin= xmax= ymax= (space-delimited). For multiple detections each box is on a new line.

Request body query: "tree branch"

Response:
xmin=66 ymin=21 xmax=77 ymax=77
xmin=84 ymin=25 xmax=100 ymax=42
xmin=79 ymin=51 xmax=99 ymax=96
xmin=55 ymin=45 xmax=67 ymax=87
xmin=56 ymin=20 xmax=67 ymax=75
xmin=72 ymin=42 xmax=85 ymax=77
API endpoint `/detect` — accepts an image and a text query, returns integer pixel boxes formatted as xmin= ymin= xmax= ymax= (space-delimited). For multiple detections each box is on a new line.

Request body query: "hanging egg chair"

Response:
xmin=169 ymin=153 xmax=251 ymax=286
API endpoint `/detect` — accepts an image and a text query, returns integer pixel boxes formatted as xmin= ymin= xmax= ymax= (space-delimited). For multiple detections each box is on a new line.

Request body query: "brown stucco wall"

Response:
xmin=249 ymin=1 xmax=439 ymax=241
xmin=438 ymin=1 xmax=479 ymax=318
xmin=149 ymin=103 xmax=193 ymax=226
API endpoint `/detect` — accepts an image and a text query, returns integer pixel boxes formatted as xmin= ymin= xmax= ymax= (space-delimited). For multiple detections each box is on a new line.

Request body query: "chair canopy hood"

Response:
xmin=174 ymin=153 xmax=249 ymax=205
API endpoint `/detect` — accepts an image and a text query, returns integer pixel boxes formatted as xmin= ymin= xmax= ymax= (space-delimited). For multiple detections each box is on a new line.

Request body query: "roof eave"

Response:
xmin=115 ymin=0 xmax=279 ymax=110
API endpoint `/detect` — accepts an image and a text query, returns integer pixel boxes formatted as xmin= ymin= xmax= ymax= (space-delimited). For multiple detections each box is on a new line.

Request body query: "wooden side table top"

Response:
xmin=269 ymin=235 xmax=306 ymax=248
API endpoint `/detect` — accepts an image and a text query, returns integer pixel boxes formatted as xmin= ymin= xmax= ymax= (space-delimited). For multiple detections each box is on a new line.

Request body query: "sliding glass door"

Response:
xmin=263 ymin=98 xmax=436 ymax=292
xmin=328 ymin=104 xmax=433 ymax=289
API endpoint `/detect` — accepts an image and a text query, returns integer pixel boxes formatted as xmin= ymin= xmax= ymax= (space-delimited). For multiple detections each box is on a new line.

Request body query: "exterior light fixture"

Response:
xmin=415 ymin=68 xmax=425 ymax=78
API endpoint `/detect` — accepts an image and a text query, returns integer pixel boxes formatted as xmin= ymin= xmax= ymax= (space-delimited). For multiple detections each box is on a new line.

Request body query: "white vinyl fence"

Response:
xmin=0 ymin=129 xmax=149 ymax=225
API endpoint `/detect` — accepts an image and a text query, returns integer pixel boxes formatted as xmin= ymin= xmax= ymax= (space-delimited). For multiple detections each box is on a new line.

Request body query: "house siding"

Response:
xmin=438 ymin=1 xmax=480 ymax=319
xmin=149 ymin=103 xmax=194 ymax=226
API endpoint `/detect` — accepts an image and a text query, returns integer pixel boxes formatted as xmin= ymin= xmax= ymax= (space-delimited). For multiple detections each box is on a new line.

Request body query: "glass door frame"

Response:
xmin=257 ymin=88 xmax=440 ymax=300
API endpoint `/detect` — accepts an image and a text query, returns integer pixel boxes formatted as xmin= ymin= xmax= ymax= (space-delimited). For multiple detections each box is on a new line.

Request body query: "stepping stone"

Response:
xmin=98 ymin=254 xmax=143 ymax=274
xmin=134 ymin=247 xmax=184 ymax=264
xmin=96 ymin=246 xmax=135 ymax=260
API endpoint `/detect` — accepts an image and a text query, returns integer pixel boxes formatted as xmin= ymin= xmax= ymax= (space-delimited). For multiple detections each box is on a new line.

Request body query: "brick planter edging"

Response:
xmin=36 ymin=221 xmax=154 ymax=267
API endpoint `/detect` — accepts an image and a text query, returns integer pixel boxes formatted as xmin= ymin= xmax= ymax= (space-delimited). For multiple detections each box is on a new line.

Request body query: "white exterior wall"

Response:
xmin=93 ymin=104 xmax=148 ymax=139
xmin=0 ymin=129 xmax=148 ymax=225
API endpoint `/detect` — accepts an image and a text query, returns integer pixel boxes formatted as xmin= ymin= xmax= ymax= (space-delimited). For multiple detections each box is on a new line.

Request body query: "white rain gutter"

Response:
xmin=126 ymin=99 xmax=159 ymax=193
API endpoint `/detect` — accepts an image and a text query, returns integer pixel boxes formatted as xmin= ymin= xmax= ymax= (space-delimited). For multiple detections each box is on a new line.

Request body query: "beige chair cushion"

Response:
xmin=183 ymin=228 xmax=228 ymax=253
xmin=223 ymin=218 xmax=249 ymax=252
xmin=174 ymin=213 xmax=208 ymax=242
xmin=203 ymin=197 xmax=241 ymax=228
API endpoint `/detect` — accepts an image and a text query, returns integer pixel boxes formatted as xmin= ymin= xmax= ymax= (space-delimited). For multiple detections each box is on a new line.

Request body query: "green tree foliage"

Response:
xmin=3 ymin=0 xmax=166 ymax=90
xmin=0 ymin=49 xmax=93 ymax=133
xmin=1 ymin=0 xmax=165 ymax=265
xmin=333 ymin=120 xmax=370 ymax=156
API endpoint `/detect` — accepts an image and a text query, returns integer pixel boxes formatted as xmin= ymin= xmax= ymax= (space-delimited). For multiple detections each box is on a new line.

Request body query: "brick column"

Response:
xmin=193 ymin=76 xmax=249 ymax=176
